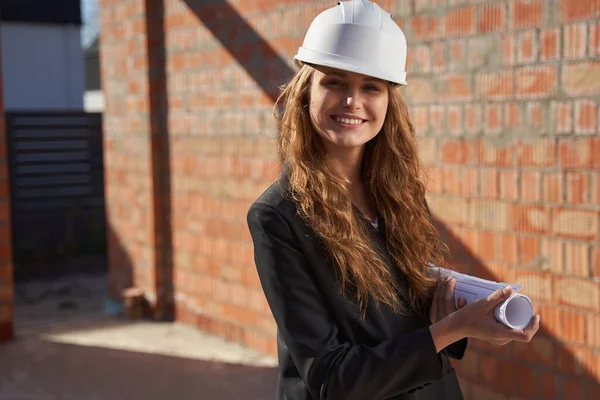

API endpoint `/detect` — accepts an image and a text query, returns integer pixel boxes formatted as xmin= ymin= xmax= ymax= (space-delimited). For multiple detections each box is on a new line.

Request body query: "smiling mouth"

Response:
xmin=331 ymin=115 xmax=366 ymax=126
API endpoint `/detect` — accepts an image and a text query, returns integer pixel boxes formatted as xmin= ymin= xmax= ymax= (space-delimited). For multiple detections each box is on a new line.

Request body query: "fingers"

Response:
xmin=518 ymin=314 xmax=541 ymax=342
xmin=485 ymin=285 xmax=513 ymax=310
xmin=443 ymin=276 xmax=456 ymax=316
xmin=494 ymin=314 xmax=541 ymax=344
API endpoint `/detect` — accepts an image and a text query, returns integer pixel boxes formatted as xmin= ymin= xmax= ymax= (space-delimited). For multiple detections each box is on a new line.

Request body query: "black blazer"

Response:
xmin=247 ymin=178 xmax=467 ymax=400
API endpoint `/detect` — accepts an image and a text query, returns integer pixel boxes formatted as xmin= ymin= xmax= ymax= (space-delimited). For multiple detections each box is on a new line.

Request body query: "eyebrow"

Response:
xmin=323 ymin=70 xmax=384 ymax=83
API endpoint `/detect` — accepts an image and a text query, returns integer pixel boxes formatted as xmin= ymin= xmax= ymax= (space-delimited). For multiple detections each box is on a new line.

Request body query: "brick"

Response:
xmin=526 ymin=102 xmax=544 ymax=131
xmin=516 ymin=364 xmax=538 ymax=400
xmin=513 ymin=335 xmax=555 ymax=365
xmin=476 ymin=139 xmax=512 ymax=166
xmin=424 ymin=166 xmax=443 ymax=194
xmin=562 ymin=377 xmax=585 ymax=399
xmin=480 ymin=168 xmax=500 ymax=199
xmin=442 ymin=167 xmax=462 ymax=195
xmin=418 ymin=137 xmax=436 ymax=165
xmin=469 ymin=200 xmax=508 ymax=231
xmin=512 ymin=205 xmax=549 ymax=234
xmin=516 ymin=270 xmax=553 ymax=301
xmin=500 ymin=34 xmax=516 ymax=66
xmin=408 ymin=45 xmax=432 ymax=74
xmin=440 ymin=139 xmax=471 ymax=164
xmin=437 ymin=74 xmax=472 ymax=101
xmin=591 ymin=21 xmax=600 ymax=57
xmin=592 ymin=245 xmax=600 ymax=277
xmin=432 ymin=43 xmax=445 ymax=72
xmin=541 ymin=238 xmax=564 ymax=273
xmin=485 ymin=103 xmax=503 ymax=135
xmin=517 ymin=30 xmax=537 ymax=63
xmin=496 ymin=359 xmax=520 ymax=393
xmin=511 ymin=0 xmax=544 ymax=29
xmin=424 ymin=107 xmax=444 ymax=138
xmin=444 ymin=5 xmax=476 ymax=36
xmin=478 ymin=354 xmax=498 ymax=388
xmin=467 ymin=35 xmax=500 ymax=69
xmin=558 ymin=138 xmax=592 ymax=169
xmin=539 ymin=372 xmax=559 ymax=400
xmin=446 ymin=105 xmax=464 ymax=136
xmin=555 ymin=277 xmax=600 ymax=311
xmin=408 ymin=78 xmax=435 ymax=103
xmin=540 ymin=28 xmax=560 ymax=61
xmin=476 ymin=71 xmax=514 ymax=99
xmin=447 ymin=40 xmax=466 ymax=71
xmin=500 ymin=169 xmax=519 ymax=201
xmin=462 ymin=168 xmax=479 ymax=197
xmin=565 ymin=172 xmax=589 ymax=205
xmin=587 ymin=312 xmax=600 ymax=347
xmin=464 ymin=104 xmax=482 ymax=134
xmin=552 ymin=208 xmax=598 ymax=240
xmin=593 ymin=174 xmax=600 ymax=206
xmin=460 ymin=350 xmax=479 ymax=380
xmin=521 ymin=170 xmax=542 ymax=202
xmin=518 ymin=236 xmax=541 ymax=267
xmin=574 ymin=99 xmax=598 ymax=134
xmin=557 ymin=344 xmax=594 ymax=376
xmin=558 ymin=0 xmax=600 ymax=22
xmin=516 ymin=65 xmax=558 ymax=98
xmin=479 ymin=2 xmax=506 ymax=33
xmin=410 ymin=15 xmax=439 ymax=40
xmin=564 ymin=23 xmax=588 ymax=59
xmin=552 ymin=101 xmax=573 ymax=134
xmin=563 ymin=62 xmax=600 ymax=96
xmin=564 ymin=241 xmax=591 ymax=277
xmin=427 ymin=196 xmax=469 ymax=226
xmin=500 ymin=233 xmax=518 ymax=264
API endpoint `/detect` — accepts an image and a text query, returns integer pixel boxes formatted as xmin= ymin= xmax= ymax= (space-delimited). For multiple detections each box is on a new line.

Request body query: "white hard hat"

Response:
xmin=294 ymin=0 xmax=408 ymax=85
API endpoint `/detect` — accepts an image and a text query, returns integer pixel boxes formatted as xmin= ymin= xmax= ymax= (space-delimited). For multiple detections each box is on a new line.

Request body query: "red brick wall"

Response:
xmin=409 ymin=1 xmax=600 ymax=398
xmin=98 ymin=0 xmax=600 ymax=398
xmin=100 ymin=0 xmax=160 ymax=308
xmin=0 ymin=18 xmax=14 ymax=341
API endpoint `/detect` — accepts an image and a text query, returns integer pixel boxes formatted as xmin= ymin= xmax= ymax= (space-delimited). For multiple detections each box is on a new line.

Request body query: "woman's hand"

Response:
xmin=454 ymin=285 xmax=541 ymax=346
xmin=429 ymin=275 xmax=466 ymax=325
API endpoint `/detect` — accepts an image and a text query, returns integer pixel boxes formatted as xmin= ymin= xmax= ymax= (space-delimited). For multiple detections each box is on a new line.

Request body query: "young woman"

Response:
xmin=247 ymin=1 xmax=540 ymax=399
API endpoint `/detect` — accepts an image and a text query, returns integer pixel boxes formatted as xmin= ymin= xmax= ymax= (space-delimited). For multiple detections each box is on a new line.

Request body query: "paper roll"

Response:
xmin=429 ymin=265 xmax=534 ymax=330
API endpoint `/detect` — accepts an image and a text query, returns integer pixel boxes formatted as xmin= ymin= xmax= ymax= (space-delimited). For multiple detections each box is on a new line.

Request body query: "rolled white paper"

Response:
xmin=428 ymin=265 xmax=534 ymax=330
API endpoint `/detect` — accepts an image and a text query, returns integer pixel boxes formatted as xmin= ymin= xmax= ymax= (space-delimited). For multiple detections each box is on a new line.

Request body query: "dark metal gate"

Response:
xmin=5 ymin=111 xmax=107 ymax=282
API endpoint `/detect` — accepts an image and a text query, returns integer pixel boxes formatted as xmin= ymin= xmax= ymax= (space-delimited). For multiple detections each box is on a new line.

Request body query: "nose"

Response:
xmin=341 ymin=86 xmax=362 ymax=110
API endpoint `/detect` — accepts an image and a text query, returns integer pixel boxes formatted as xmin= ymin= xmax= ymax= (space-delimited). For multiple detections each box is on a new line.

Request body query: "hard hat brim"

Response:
xmin=294 ymin=49 xmax=407 ymax=86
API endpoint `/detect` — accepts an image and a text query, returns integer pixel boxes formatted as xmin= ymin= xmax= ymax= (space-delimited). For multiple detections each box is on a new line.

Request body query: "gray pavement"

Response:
xmin=0 ymin=273 xmax=278 ymax=400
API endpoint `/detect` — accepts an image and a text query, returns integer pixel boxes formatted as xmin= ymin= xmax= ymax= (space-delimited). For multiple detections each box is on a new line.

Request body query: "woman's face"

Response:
xmin=308 ymin=66 xmax=389 ymax=151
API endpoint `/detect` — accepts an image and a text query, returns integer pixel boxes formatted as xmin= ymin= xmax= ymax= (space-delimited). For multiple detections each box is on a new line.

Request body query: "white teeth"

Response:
xmin=335 ymin=117 xmax=363 ymax=125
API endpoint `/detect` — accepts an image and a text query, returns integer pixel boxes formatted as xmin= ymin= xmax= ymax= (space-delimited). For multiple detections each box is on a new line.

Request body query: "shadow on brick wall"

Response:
xmin=145 ymin=0 xmax=174 ymax=321
xmin=184 ymin=0 xmax=296 ymax=102
xmin=433 ymin=215 xmax=599 ymax=399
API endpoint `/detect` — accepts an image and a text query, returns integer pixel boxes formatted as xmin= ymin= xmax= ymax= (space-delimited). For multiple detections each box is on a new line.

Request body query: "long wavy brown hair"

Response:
xmin=274 ymin=64 xmax=447 ymax=314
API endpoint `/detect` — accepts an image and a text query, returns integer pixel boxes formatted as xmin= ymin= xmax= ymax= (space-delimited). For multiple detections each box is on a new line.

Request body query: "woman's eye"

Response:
xmin=326 ymin=80 xmax=344 ymax=87
xmin=365 ymin=85 xmax=381 ymax=92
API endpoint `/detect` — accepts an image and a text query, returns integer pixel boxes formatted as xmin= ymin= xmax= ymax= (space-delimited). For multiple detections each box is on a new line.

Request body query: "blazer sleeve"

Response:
xmin=247 ymin=203 xmax=447 ymax=400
